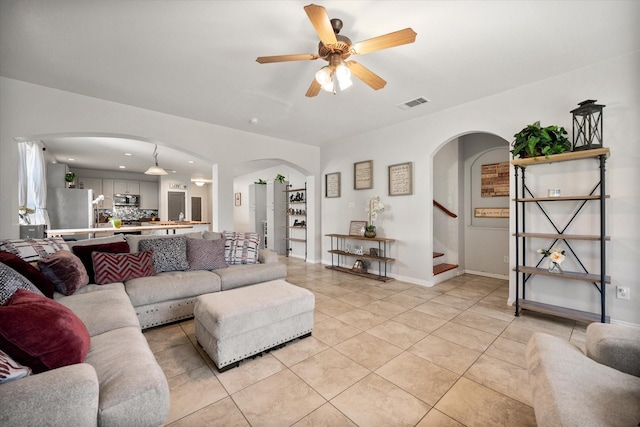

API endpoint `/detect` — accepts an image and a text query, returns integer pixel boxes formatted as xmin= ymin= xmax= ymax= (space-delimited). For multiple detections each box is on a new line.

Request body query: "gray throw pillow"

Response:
xmin=139 ymin=236 xmax=189 ymax=273
xmin=0 ymin=263 xmax=44 ymax=305
xmin=186 ymin=238 xmax=228 ymax=271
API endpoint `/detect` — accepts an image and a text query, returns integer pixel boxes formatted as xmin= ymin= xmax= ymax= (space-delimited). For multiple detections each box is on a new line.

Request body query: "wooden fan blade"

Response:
xmin=351 ymin=28 xmax=417 ymax=55
xmin=348 ymin=61 xmax=386 ymax=90
xmin=256 ymin=53 xmax=319 ymax=64
xmin=306 ymin=79 xmax=321 ymax=97
xmin=304 ymin=4 xmax=337 ymax=46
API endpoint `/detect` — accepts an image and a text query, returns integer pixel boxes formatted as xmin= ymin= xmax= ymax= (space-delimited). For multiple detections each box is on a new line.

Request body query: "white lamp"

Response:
xmin=145 ymin=144 xmax=168 ymax=175
xmin=315 ymin=55 xmax=353 ymax=94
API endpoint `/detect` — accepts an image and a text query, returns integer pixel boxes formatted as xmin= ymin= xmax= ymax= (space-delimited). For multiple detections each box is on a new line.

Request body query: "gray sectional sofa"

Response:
xmin=526 ymin=322 xmax=640 ymax=427
xmin=0 ymin=231 xmax=286 ymax=426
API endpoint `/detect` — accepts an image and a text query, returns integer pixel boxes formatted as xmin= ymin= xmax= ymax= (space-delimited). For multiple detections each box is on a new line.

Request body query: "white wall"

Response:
xmin=322 ymin=53 xmax=640 ymax=324
xmin=433 ymin=138 xmax=460 ymax=269
xmin=0 ymin=77 xmax=320 ymax=238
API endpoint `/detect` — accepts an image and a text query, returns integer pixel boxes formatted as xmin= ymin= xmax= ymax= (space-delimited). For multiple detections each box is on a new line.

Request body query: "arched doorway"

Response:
xmin=432 ymin=132 xmax=510 ymax=284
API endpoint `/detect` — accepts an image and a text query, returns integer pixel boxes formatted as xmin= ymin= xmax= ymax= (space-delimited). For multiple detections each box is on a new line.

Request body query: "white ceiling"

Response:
xmin=1 ymin=1 xmax=639 ymax=178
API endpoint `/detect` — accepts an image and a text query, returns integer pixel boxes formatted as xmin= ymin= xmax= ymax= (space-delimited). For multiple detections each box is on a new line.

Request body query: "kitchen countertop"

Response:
xmin=46 ymin=224 xmax=194 ymax=237
xmin=144 ymin=221 xmax=211 ymax=226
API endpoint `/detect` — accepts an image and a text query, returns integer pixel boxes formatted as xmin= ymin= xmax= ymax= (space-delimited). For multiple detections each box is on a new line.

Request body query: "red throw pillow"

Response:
xmin=72 ymin=241 xmax=130 ymax=283
xmin=0 ymin=251 xmax=55 ymax=298
xmin=92 ymin=250 xmax=156 ymax=285
xmin=0 ymin=290 xmax=90 ymax=374
xmin=37 ymin=251 xmax=89 ymax=296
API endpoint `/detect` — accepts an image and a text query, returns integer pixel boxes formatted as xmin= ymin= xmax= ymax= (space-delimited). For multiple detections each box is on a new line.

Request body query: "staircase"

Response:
xmin=433 ymin=252 xmax=457 ymax=275
xmin=432 ymin=200 xmax=458 ymax=275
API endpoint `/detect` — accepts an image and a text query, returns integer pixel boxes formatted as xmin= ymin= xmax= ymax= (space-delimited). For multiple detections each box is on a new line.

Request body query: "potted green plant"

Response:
xmin=65 ymin=172 xmax=77 ymax=188
xmin=510 ymin=121 xmax=571 ymax=159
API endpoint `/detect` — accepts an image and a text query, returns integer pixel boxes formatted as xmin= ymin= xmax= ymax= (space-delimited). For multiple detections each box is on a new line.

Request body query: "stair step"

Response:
xmin=433 ymin=252 xmax=444 ymax=258
xmin=433 ymin=263 xmax=458 ymax=275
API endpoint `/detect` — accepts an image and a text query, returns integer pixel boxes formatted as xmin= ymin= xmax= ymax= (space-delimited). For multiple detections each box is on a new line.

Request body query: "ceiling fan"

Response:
xmin=256 ymin=4 xmax=417 ymax=97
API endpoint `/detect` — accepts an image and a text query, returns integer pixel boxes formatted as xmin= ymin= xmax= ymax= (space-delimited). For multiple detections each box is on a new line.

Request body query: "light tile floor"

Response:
xmin=145 ymin=257 xmax=588 ymax=426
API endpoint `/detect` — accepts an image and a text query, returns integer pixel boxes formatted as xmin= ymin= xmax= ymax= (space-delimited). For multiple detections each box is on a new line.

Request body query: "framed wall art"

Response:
xmin=388 ymin=161 xmax=413 ymax=196
xmin=325 ymin=172 xmax=341 ymax=198
xmin=354 ymin=160 xmax=373 ymax=190
xmin=234 ymin=192 xmax=242 ymax=206
xmin=349 ymin=220 xmax=367 ymax=236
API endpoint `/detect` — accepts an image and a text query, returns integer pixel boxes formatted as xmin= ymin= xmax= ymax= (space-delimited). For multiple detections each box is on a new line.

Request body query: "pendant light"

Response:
xmin=144 ymin=144 xmax=168 ymax=175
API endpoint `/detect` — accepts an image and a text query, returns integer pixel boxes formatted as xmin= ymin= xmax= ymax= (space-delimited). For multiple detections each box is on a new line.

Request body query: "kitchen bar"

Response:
xmin=46 ymin=224 xmax=194 ymax=238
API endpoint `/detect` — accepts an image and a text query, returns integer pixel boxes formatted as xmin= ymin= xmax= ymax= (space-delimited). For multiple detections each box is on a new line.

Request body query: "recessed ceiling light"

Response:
xmin=124 ymin=153 xmax=132 ymax=156
xmin=67 ymin=158 xmax=75 ymax=161
xmin=119 ymin=165 xmax=126 ymax=169
xmin=188 ymin=160 xmax=195 ymax=164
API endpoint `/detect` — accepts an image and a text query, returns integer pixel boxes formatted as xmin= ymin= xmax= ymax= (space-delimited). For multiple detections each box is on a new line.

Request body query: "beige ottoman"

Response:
xmin=194 ymin=279 xmax=315 ymax=371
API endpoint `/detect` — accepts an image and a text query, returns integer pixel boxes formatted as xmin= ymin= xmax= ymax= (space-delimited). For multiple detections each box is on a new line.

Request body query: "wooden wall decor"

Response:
xmin=481 ymin=162 xmax=509 ymax=197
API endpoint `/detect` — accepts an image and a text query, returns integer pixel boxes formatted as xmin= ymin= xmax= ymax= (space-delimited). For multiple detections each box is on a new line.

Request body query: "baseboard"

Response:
xmin=464 ymin=269 xmax=509 ymax=280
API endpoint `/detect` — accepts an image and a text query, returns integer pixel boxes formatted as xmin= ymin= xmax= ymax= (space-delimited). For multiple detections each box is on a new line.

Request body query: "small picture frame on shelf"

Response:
xmin=349 ymin=220 xmax=367 ymax=236
xmin=325 ymin=172 xmax=341 ymax=198
xmin=369 ymin=248 xmax=379 ymax=257
xmin=354 ymin=160 xmax=373 ymax=190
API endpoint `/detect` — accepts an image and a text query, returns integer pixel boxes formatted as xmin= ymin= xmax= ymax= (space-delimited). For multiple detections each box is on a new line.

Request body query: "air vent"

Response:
xmin=397 ymin=96 xmax=430 ymax=110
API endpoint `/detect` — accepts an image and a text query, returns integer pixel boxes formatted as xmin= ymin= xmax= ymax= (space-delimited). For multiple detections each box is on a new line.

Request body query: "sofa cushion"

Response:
xmin=125 ymin=270 xmax=221 ymax=307
xmin=526 ymin=332 xmax=640 ymax=427
xmin=214 ymin=262 xmax=287 ymax=291
xmin=72 ymin=240 xmax=130 ymax=283
xmin=0 ymin=349 xmax=32 ymax=384
xmin=37 ymin=250 xmax=89 ymax=295
xmin=56 ymin=283 xmax=141 ymax=336
xmin=139 ymin=236 xmax=189 ymax=273
xmin=84 ymin=326 xmax=169 ymax=426
xmin=126 ymin=232 xmax=202 ymax=253
xmin=0 ymin=290 xmax=90 ymax=374
xmin=585 ymin=323 xmax=640 ymax=377
xmin=0 ymin=263 xmax=44 ymax=305
xmin=65 ymin=234 xmax=126 ymax=250
xmin=93 ymin=250 xmax=156 ymax=285
xmin=186 ymin=237 xmax=228 ymax=271
xmin=203 ymin=231 xmax=223 ymax=241
xmin=222 ymin=231 xmax=259 ymax=264
xmin=0 ymin=237 xmax=68 ymax=263
xmin=0 ymin=251 xmax=55 ymax=298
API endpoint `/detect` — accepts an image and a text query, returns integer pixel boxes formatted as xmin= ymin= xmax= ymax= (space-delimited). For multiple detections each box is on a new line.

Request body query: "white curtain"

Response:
xmin=18 ymin=141 xmax=50 ymax=227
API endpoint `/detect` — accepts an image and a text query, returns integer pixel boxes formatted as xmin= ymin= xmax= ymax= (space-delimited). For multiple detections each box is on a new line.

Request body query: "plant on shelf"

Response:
xmin=275 ymin=174 xmax=286 ymax=184
xmin=365 ymin=196 xmax=385 ymax=237
xmin=538 ymin=247 xmax=566 ymax=273
xmin=254 ymin=179 xmax=266 ymax=185
xmin=65 ymin=171 xmax=77 ymax=183
xmin=510 ymin=121 xmax=571 ymax=159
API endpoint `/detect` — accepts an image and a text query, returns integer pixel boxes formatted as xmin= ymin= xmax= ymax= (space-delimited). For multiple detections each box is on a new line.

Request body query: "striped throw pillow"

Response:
xmin=92 ymin=251 xmax=156 ymax=285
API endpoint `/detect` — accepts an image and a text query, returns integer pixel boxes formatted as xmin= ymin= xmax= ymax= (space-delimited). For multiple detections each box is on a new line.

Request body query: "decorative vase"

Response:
xmin=548 ymin=261 xmax=563 ymax=274
xmin=364 ymin=226 xmax=376 ymax=238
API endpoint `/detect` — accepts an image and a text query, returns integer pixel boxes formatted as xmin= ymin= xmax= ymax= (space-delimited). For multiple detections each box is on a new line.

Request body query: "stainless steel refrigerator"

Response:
xmin=47 ymin=188 xmax=93 ymax=240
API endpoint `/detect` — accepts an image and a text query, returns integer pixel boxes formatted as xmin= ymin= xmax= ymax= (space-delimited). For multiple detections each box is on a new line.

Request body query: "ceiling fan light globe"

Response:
xmin=320 ymin=82 xmax=334 ymax=92
xmin=335 ymin=63 xmax=351 ymax=80
xmin=338 ymin=77 xmax=353 ymax=91
xmin=315 ymin=67 xmax=332 ymax=86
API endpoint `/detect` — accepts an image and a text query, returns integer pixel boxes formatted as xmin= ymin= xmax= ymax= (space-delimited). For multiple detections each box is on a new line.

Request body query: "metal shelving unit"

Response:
xmin=513 ymin=148 xmax=610 ymax=323
xmin=284 ymin=183 xmax=307 ymax=260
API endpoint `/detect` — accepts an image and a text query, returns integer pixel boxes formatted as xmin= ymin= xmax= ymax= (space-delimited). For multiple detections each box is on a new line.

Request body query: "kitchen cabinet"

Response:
xmin=139 ymin=181 xmax=159 ymax=209
xmin=113 ymin=180 xmax=140 ymax=195
xmin=266 ymin=180 xmax=287 ymax=255
xmin=77 ymin=177 xmax=102 ymax=196
xmin=102 ymin=179 xmax=114 ymax=206
xmin=248 ymin=183 xmax=267 ymax=249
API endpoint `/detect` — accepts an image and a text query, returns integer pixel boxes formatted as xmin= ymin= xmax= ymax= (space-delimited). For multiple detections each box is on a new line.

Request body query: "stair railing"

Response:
xmin=433 ymin=200 xmax=457 ymax=218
